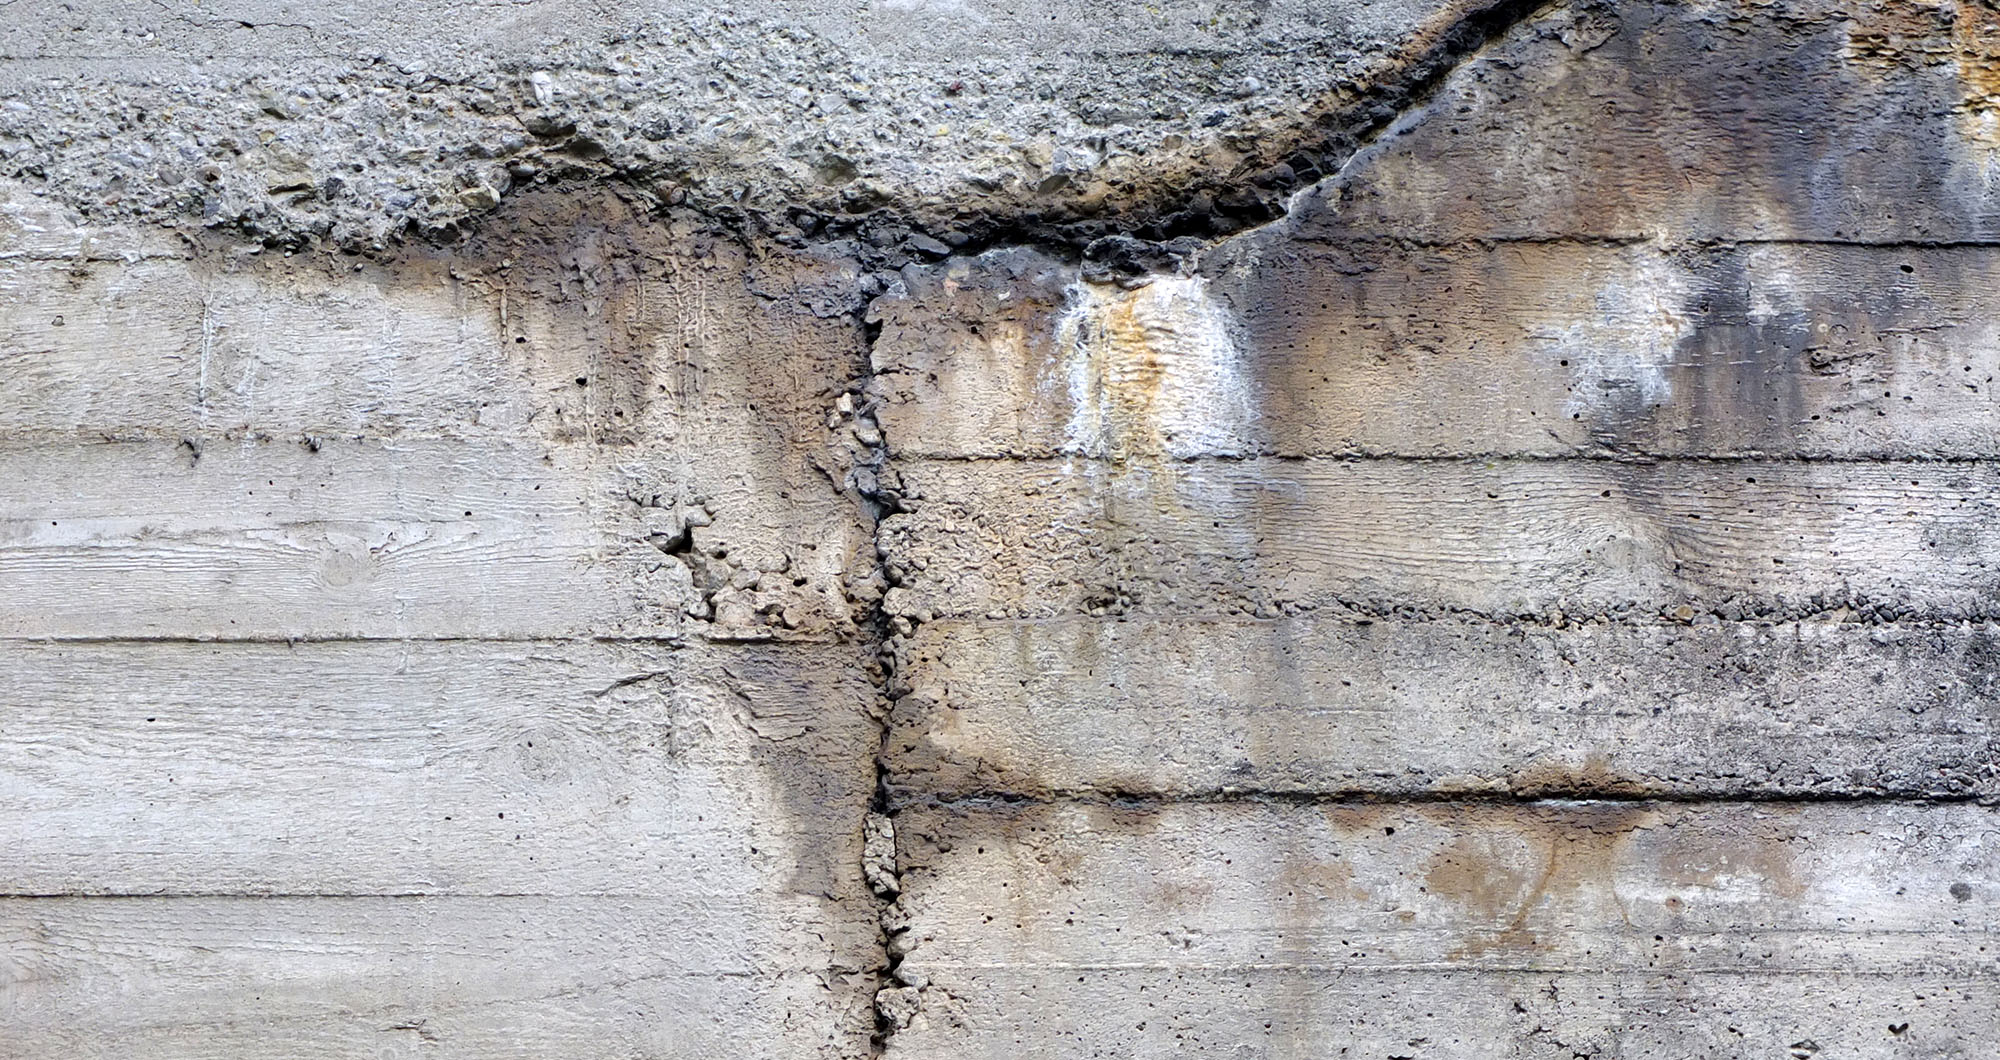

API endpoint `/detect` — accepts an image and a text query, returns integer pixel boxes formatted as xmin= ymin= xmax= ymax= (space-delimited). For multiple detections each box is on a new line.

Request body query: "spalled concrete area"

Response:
xmin=4 ymin=0 xmax=2000 ymax=1056
xmin=0 ymin=0 xmax=1505 ymax=249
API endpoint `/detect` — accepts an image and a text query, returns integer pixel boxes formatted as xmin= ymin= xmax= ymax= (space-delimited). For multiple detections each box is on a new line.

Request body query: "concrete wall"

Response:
xmin=3 ymin=0 xmax=1997 ymax=1057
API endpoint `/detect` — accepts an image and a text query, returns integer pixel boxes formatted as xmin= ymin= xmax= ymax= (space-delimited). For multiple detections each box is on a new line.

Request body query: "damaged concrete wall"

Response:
xmin=3 ymin=0 xmax=1998 ymax=1057
xmin=0 ymin=186 xmax=888 ymax=1056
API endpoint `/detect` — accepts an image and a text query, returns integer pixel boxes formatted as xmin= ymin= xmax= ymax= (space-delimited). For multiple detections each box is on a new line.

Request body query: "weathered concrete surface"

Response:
xmin=886 ymin=800 xmax=2000 ymax=1058
xmin=860 ymin=0 xmax=2000 ymax=1054
xmin=1296 ymin=0 xmax=2000 ymax=245
xmin=0 ymin=183 xmax=882 ymax=641
xmin=1 ymin=183 xmax=888 ymax=1054
xmin=885 ymin=616 xmax=2000 ymax=801
xmin=0 ymin=640 xmax=876 ymax=896
xmin=4 ymin=640 xmax=882 ymax=1057
xmin=6 ymin=0 xmax=2000 ymax=1054
xmin=0 ymin=0 xmax=1492 ymax=248
xmin=872 ymin=242 xmax=2000 ymax=459
xmin=8 ymin=898 xmax=869 ymax=1059
xmin=883 ymin=458 xmax=2000 ymax=621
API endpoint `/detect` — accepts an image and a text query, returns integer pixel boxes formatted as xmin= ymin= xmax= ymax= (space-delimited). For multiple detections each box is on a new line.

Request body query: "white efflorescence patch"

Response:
xmin=1537 ymin=255 xmax=1692 ymax=422
xmin=1744 ymin=258 xmax=1794 ymax=329
xmin=1056 ymin=275 xmax=1259 ymax=460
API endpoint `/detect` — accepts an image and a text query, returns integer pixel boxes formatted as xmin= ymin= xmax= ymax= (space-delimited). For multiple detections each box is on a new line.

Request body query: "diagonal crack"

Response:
xmin=812 ymin=0 xmax=1572 ymax=275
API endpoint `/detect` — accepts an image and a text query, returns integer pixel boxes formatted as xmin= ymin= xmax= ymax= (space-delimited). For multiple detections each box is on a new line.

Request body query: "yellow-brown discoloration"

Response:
xmin=1082 ymin=294 xmax=1172 ymax=455
xmin=1657 ymin=809 xmax=1809 ymax=901
xmin=1507 ymin=754 xmax=1648 ymax=798
xmin=1058 ymin=277 xmax=1255 ymax=462
xmin=1847 ymin=0 xmax=2000 ymax=143
xmin=1956 ymin=1 xmax=2000 ymax=117
xmin=1418 ymin=805 xmax=1657 ymax=955
xmin=1425 ymin=833 xmax=1540 ymax=922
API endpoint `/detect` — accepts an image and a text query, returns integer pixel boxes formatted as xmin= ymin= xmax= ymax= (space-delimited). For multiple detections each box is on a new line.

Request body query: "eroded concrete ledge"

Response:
xmin=0 ymin=0 xmax=1548 ymax=258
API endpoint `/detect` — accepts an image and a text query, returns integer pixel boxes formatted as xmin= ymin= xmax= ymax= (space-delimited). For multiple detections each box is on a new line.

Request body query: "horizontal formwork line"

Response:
xmin=0 ymin=254 xmax=194 ymax=267
xmin=908 ymin=602 xmax=2000 ymax=630
xmin=908 ymin=961 xmax=2000 ymax=974
xmin=20 ymin=234 xmax=2000 ymax=267
xmin=0 ymin=430 xmax=679 ymax=451
xmin=14 ymin=438 xmax=2000 ymax=465
xmin=1279 ymin=232 xmax=2000 ymax=252
xmin=884 ymin=788 xmax=2000 ymax=814
xmin=8 ymin=612 xmax=1992 ymax=644
xmin=0 ymin=429 xmax=572 ymax=444
xmin=0 ymin=632 xmax=856 ymax=647
xmin=913 ymin=611 xmax=2000 ymax=631
xmin=887 ymin=450 xmax=2000 ymax=467
xmin=0 ymin=892 xmax=717 ymax=900
xmin=918 ymin=609 xmax=2000 ymax=626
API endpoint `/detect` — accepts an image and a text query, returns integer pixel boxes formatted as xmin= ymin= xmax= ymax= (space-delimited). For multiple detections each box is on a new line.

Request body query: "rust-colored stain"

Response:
xmin=1091 ymin=295 xmax=1173 ymax=455
xmin=1058 ymin=277 xmax=1255 ymax=464
xmin=1422 ymin=804 xmax=1656 ymax=957
xmin=1506 ymin=753 xmax=1648 ymax=798
xmin=1415 ymin=803 xmax=1811 ymax=961
xmin=1148 ymin=874 xmax=1220 ymax=912
xmin=1656 ymin=808 xmax=1808 ymax=901
xmin=1425 ymin=835 xmax=1539 ymax=923
xmin=1273 ymin=857 xmax=1367 ymax=905
xmin=1060 ymin=285 xmax=1180 ymax=463
xmin=1956 ymin=0 xmax=2000 ymax=117
xmin=1847 ymin=0 xmax=2000 ymax=142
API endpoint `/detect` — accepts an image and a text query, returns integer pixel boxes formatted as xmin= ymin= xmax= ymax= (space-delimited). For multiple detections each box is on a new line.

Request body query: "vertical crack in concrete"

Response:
xmin=839 ymin=290 xmax=914 ymax=1056
xmin=826 ymin=2 xmax=1574 ymax=1052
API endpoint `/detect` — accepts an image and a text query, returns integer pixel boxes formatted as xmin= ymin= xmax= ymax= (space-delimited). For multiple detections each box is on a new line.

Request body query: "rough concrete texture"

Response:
xmin=0 ymin=0 xmax=1506 ymax=249
xmin=4 ymin=0 xmax=2000 ymax=1056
